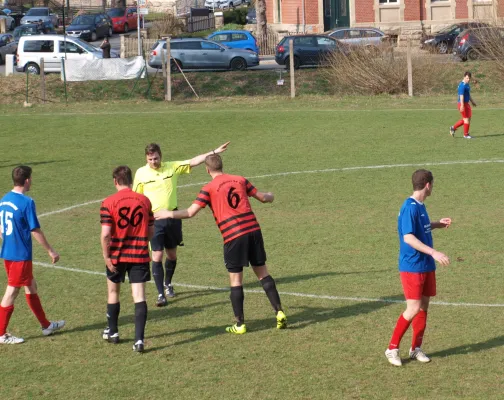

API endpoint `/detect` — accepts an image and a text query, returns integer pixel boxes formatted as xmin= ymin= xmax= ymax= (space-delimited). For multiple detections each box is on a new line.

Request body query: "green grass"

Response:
xmin=1 ymin=97 xmax=504 ymax=399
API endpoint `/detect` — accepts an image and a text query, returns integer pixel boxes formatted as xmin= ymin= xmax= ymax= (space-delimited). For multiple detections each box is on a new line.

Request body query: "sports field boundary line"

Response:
xmin=32 ymin=261 xmax=504 ymax=308
xmin=38 ymin=158 xmax=504 ymax=218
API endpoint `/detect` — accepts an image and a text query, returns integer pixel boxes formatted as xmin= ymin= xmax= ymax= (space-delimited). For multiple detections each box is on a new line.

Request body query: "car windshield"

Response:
xmin=107 ymin=8 xmax=125 ymax=17
xmin=70 ymin=38 xmax=99 ymax=52
xmin=71 ymin=15 xmax=95 ymax=25
xmin=437 ymin=24 xmax=458 ymax=34
xmin=26 ymin=9 xmax=49 ymax=16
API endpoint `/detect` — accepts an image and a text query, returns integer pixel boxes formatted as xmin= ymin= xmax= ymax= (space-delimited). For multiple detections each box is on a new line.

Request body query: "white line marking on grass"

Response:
xmin=33 ymin=261 xmax=504 ymax=308
xmin=38 ymin=158 xmax=504 ymax=218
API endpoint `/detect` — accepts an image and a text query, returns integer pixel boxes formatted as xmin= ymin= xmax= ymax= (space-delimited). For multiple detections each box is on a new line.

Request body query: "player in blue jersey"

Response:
xmin=450 ymin=71 xmax=477 ymax=139
xmin=0 ymin=166 xmax=65 ymax=344
xmin=385 ymin=169 xmax=451 ymax=367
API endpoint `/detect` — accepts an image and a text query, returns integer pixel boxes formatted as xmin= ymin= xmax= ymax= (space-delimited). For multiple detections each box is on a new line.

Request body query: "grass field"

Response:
xmin=1 ymin=97 xmax=504 ymax=399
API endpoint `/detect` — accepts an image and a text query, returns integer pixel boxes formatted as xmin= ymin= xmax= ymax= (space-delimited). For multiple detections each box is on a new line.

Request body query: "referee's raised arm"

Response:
xmin=189 ymin=142 xmax=230 ymax=167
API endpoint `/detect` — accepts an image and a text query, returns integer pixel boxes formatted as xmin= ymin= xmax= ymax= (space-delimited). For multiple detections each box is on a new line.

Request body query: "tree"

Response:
xmin=256 ymin=0 xmax=267 ymax=39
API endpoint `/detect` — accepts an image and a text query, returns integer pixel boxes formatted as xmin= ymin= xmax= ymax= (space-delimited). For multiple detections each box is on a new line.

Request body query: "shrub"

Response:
xmin=217 ymin=23 xmax=245 ymax=31
xmin=223 ymin=7 xmax=249 ymax=25
xmin=470 ymin=22 xmax=504 ymax=80
xmin=147 ymin=13 xmax=185 ymax=39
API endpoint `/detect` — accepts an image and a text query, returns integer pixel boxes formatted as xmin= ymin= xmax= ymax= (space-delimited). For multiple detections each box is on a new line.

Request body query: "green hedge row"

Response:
xmin=223 ymin=7 xmax=250 ymax=25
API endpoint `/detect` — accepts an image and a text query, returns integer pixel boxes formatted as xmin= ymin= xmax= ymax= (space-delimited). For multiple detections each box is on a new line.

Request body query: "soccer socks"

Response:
xmin=151 ymin=261 xmax=164 ymax=296
xmin=230 ymin=286 xmax=245 ymax=326
xmin=0 ymin=305 xmax=14 ymax=336
xmin=25 ymin=294 xmax=50 ymax=329
xmin=134 ymin=301 xmax=148 ymax=342
xmin=164 ymin=259 xmax=177 ymax=286
xmin=388 ymin=314 xmax=411 ymax=350
xmin=260 ymin=275 xmax=282 ymax=313
xmin=453 ymin=120 xmax=464 ymax=130
xmin=411 ymin=309 xmax=427 ymax=349
xmin=464 ymin=123 xmax=470 ymax=136
xmin=107 ymin=302 xmax=120 ymax=335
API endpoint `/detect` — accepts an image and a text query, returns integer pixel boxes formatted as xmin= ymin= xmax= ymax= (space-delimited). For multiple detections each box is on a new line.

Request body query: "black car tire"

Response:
xmin=108 ymin=27 xmax=113 ymax=37
xmin=10 ymin=21 xmax=15 ymax=31
xmin=0 ymin=54 xmax=3 ymax=65
xmin=437 ymin=41 xmax=449 ymax=54
xmin=25 ymin=62 xmax=40 ymax=75
xmin=467 ymin=48 xmax=479 ymax=61
xmin=124 ymin=23 xmax=129 ymax=33
xmin=91 ymin=31 xmax=97 ymax=41
xmin=170 ymin=59 xmax=181 ymax=73
xmin=230 ymin=57 xmax=247 ymax=71
xmin=284 ymin=56 xmax=300 ymax=70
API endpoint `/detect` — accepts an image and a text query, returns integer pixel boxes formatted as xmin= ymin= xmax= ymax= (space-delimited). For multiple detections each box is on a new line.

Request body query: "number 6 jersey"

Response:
xmin=193 ymin=175 xmax=260 ymax=244
xmin=100 ymin=188 xmax=154 ymax=264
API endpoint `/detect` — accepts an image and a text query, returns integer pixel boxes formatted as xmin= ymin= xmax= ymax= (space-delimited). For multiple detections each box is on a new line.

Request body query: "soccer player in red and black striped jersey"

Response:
xmin=154 ymin=154 xmax=286 ymax=334
xmin=100 ymin=166 xmax=154 ymax=352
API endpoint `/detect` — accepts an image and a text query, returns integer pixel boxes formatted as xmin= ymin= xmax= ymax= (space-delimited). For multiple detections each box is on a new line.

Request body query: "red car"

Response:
xmin=106 ymin=7 xmax=140 ymax=33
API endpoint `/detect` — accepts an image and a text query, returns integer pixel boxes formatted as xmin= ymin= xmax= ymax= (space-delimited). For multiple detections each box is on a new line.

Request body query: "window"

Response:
xmin=95 ymin=15 xmax=101 ymax=24
xmin=201 ymin=41 xmax=221 ymax=50
xmin=294 ymin=36 xmax=316 ymax=46
xmin=212 ymin=34 xmax=229 ymax=42
xmin=330 ymin=30 xmax=345 ymax=39
xmin=317 ymin=37 xmax=336 ymax=47
xmin=180 ymin=41 xmax=202 ymax=50
xmin=231 ymin=33 xmax=248 ymax=41
xmin=346 ymin=30 xmax=361 ymax=38
xmin=0 ymin=11 xmax=6 ymax=16
xmin=364 ymin=30 xmax=381 ymax=38
xmin=23 ymin=40 xmax=54 ymax=52
xmin=168 ymin=42 xmax=182 ymax=49
xmin=379 ymin=0 xmax=398 ymax=4
xmin=59 ymin=41 xmax=83 ymax=54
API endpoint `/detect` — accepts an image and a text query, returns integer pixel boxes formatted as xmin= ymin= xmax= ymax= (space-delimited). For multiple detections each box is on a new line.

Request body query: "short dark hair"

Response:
xmin=464 ymin=71 xmax=472 ymax=78
xmin=412 ymin=169 xmax=433 ymax=191
xmin=12 ymin=166 xmax=32 ymax=186
xmin=113 ymin=166 xmax=133 ymax=186
xmin=205 ymin=154 xmax=223 ymax=172
xmin=145 ymin=143 xmax=161 ymax=156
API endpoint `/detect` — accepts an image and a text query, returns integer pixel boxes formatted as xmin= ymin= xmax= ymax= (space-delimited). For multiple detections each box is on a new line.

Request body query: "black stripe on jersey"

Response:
xmin=200 ymin=190 xmax=210 ymax=196
xmin=100 ymin=207 xmax=110 ymax=212
xmin=110 ymin=236 xmax=149 ymax=242
xmin=217 ymin=211 xmax=255 ymax=228
xmin=111 ymin=253 xmax=150 ymax=260
xmin=162 ymin=175 xmax=174 ymax=181
xmin=110 ymin=245 xmax=149 ymax=251
xmin=219 ymin=217 xmax=257 ymax=235
xmin=223 ymin=224 xmax=260 ymax=242
xmin=100 ymin=213 xmax=112 ymax=218
xmin=195 ymin=197 xmax=210 ymax=205
xmin=101 ymin=219 xmax=113 ymax=224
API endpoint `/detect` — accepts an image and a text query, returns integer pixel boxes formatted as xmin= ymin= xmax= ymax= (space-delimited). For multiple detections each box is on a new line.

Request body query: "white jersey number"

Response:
xmin=0 ymin=210 xmax=13 ymax=236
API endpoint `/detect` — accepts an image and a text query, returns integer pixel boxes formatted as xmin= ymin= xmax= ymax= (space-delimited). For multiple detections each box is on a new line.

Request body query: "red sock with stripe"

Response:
xmin=411 ymin=310 xmax=427 ymax=349
xmin=0 ymin=305 xmax=14 ymax=336
xmin=388 ymin=314 xmax=411 ymax=350
xmin=26 ymin=294 xmax=50 ymax=329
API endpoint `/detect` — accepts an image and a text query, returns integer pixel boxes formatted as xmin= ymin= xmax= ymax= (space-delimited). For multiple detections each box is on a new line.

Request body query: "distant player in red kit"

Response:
xmin=450 ymin=71 xmax=477 ymax=139
xmin=154 ymin=154 xmax=287 ymax=334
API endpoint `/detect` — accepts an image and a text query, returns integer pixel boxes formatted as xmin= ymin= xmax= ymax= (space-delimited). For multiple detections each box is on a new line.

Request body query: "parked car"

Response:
xmin=20 ymin=7 xmax=59 ymax=28
xmin=107 ymin=7 xmax=139 ymax=33
xmin=149 ymin=38 xmax=259 ymax=71
xmin=245 ymin=8 xmax=256 ymax=24
xmin=13 ymin=22 xmax=55 ymax=42
xmin=204 ymin=0 xmax=249 ymax=9
xmin=67 ymin=13 xmax=113 ymax=42
xmin=0 ymin=9 xmax=15 ymax=31
xmin=326 ymin=27 xmax=388 ymax=49
xmin=275 ymin=34 xmax=344 ymax=69
xmin=16 ymin=34 xmax=109 ymax=74
xmin=0 ymin=33 xmax=16 ymax=64
xmin=453 ymin=27 xmax=504 ymax=61
xmin=421 ymin=22 xmax=489 ymax=54
xmin=207 ymin=30 xmax=259 ymax=53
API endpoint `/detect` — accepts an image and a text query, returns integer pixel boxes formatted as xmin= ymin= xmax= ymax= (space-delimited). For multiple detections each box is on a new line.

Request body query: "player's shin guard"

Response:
xmin=151 ymin=261 xmax=165 ymax=296
xmin=388 ymin=314 xmax=411 ymax=350
xmin=25 ymin=294 xmax=50 ymax=328
xmin=260 ymin=275 xmax=282 ymax=313
xmin=0 ymin=305 xmax=14 ymax=336
xmin=107 ymin=302 xmax=120 ymax=335
xmin=164 ymin=259 xmax=177 ymax=286
xmin=134 ymin=301 xmax=147 ymax=342
xmin=230 ymin=286 xmax=244 ymax=325
xmin=411 ymin=310 xmax=427 ymax=349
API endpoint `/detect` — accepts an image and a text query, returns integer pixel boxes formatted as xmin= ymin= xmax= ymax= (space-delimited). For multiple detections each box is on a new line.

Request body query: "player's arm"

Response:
xmin=155 ymin=204 xmax=202 ymax=220
xmin=403 ymin=234 xmax=450 ymax=266
xmin=469 ymin=94 xmax=477 ymax=107
xmin=252 ymin=191 xmax=274 ymax=203
xmin=459 ymin=94 xmax=465 ymax=110
xmin=100 ymin=225 xmax=116 ymax=273
xmin=32 ymin=228 xmax=59 ymax=263
xmin=431 ymin=218 xmax=452 ymax=230
xmin=189 ymin=141 xmax=231 ymax=167
xmin=132 ymin=171 xmax=143 ymax=194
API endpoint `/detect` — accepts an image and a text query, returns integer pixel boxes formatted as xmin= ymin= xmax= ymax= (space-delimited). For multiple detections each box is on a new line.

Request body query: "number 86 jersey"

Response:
xmin=100 ymin=188 xmax=154 ymax=264
xmin=193 ymin=174 xmax=261 ymax=244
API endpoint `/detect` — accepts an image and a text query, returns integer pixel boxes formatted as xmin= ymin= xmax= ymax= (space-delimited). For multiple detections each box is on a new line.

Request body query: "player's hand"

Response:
xmin=439 ymin=218 xmax=452 ymax=228
xmin=460 ymin=105 xmax=465 ymax=112
xmin=214 ymin=141 xmax=230 ymax=154
xmin=48 ymin=249 xmax=60 ymax=264
xmin=471 ymin=101 xmax=477 ymax=107
xmin=154 ymin=210 xmax=172 ymax=220
xmin=104 ymin=258 xmax=117 ymax=273
xmin=432 ymin=250 xmax=450 ymax=266
xmin=265 ymin=192 xmax=275 ymax=203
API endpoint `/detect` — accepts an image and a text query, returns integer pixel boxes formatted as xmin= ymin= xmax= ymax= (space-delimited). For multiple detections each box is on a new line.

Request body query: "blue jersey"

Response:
xmin=458 ymin=81 xmax=470 ymax=103
xmin=397 ymin=197 xmax=435 ymax=273
xmin=0 ymin=191 xmax=40 ymax=261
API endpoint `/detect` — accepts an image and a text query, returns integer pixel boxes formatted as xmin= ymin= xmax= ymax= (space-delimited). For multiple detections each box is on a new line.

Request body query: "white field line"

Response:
xmin=38 ymin=158 xmax=504 ymax=218
xmin=33 ymin=261 xmax=504 ymax=308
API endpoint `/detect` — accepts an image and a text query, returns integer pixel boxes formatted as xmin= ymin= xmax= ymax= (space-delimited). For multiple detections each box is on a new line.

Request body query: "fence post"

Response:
xmin=289 ymin=39 xmax=295 ymax=99
xmin=166 ymin=38 xmax=171 ymax=102
xmin=120 ymin=35 xmax=125 ymax=58
xmin=161 ymin=42 xmax=166 ymax=79
xmin=407 ymin=39 xmax=413 ymax=97
xmin=40 ymin=58 xmax=46 ymax=103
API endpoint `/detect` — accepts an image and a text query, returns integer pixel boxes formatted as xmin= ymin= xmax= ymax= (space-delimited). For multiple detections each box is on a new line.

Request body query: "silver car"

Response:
xmin=327 ymin=27 xmax=388 ymax=48
xmin=21 ymin=7 xmax=59 ymax=28
xmin=149 ymin=38 xmax=259 ymax=71
xmin=0 ymin=33 xmax=16 ymax=64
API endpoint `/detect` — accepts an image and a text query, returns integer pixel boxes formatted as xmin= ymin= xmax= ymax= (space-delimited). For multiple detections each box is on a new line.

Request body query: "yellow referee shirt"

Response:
xmin=133 ymin=161 xmax=192 ymax=212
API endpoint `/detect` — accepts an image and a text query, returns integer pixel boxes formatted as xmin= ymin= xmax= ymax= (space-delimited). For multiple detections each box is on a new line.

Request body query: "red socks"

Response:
xmin=411 ymin=310 xmax=427 ymax=349
xmin=453 ymin=120 xmax=464 ymax=130
xmin=388 ymin=314 xmax=411 ymax=350
xmin=463 ymin=123 xmax=470 ymax=136
xmin=25 ymin=294 xmax=50 ymax=329
xmin=0 ymin=305 xmax=15 ymax=336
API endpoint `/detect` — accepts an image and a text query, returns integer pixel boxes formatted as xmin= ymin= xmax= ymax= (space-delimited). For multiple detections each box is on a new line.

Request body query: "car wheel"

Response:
xmin=170 ymin=59 xmax=181 ymax=73
xmin=108 ymin=27 xmax=113 ymax=37
xmin=25 ymin=62 xmax=40 ymax=75
xmin=124 ymin=23 xmax=129 ymax=33
xmin=437 ymin=41 xmax=449 ymax=54
xmin=284 ymin=56 xmax=300 ymax=70
xmin=91 ymin=31 xmax=97 ymax=41
xmin=0 ymin=54 xmax=3 ymax=65
xmin=10 ymin=21 xmax=15 ymax=31
xmin=230 ymin=57 xmax=247 ymax=71
xmin=467 ymin=48 xmax=479 ymax=61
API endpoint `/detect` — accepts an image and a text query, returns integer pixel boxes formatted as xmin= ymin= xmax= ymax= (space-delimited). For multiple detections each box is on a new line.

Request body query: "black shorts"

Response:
xmin=224 ymin=230 xmax=267 ymax=273
xmin=151 ymin=217 xmax=183 ymax=251
xmin=106 ymin=262 xmax=151 ymax=284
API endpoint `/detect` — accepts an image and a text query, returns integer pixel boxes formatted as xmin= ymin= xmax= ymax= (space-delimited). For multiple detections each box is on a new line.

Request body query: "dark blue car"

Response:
xmin=207 ymin=30 xmax=259 ymax=54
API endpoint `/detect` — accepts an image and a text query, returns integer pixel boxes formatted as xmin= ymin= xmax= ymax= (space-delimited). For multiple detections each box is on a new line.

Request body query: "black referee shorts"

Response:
xmin=106 ymin=262 xmax=151 ymax=284
xmin=224 ymin=230 xmax=267 ymax=273
xmin=150 ymin=217 xmax=183 ymax=251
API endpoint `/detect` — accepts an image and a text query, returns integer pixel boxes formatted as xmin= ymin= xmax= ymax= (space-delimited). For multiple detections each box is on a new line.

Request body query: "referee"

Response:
xmin=133 ymin=142 xmax=230 ymax=306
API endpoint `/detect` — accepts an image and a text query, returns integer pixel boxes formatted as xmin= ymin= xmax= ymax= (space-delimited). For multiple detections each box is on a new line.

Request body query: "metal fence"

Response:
xmin=186 ymin=15 xmax=215 ymax=33
xmin=257 ymin=32 xmax=280 ymax=55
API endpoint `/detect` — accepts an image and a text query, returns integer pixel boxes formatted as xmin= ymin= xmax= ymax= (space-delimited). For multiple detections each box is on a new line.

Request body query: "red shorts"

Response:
xmin=400 ymin=271 xmax=436 ymax=300
xmin=4 ymin=260 xmax=33 ymax=287
xmin=458 ymin=102 xmax=472 ymax=119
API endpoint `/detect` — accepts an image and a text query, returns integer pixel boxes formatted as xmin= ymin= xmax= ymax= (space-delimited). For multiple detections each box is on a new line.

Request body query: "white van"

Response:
xmin=16 ymin=34 xmax=105 ymax=74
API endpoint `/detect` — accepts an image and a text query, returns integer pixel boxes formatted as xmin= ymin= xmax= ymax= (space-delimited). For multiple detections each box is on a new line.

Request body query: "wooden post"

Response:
xmin=120 ymin=35 xmax=125 ymax=58
xmin=166 ymin=38 xmax=171 ymax=102
xmin=40 ymin=58 xmax=46 ymax=103
xmin=407 ymin=39 xmax=413 ymax=97
xmin=0 ymin=19 xmax=5 ymax=34
xmin=289 ymin=39 xmax=295 ymax=99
